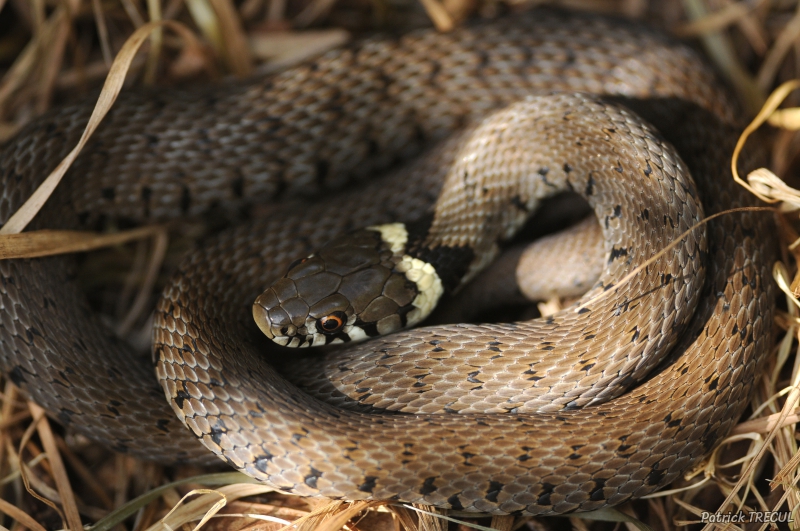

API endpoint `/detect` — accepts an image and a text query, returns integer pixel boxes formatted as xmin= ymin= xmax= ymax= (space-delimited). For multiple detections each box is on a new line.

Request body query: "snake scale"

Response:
xmin=0 ymin=9 xmax=776 ymax=516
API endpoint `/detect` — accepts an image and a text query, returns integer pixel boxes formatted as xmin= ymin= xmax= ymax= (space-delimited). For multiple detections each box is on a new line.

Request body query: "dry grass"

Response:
xmin=0 ymin=0 xmax=800 ymax=530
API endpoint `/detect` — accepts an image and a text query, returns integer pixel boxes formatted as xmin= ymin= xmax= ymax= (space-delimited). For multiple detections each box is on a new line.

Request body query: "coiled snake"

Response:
xmin=0 ymin=9 xmax=776 ymax=516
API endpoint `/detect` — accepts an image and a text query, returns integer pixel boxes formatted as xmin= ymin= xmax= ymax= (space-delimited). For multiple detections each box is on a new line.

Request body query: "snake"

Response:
xmin=0 ymin=8 xmax=776 ymax=516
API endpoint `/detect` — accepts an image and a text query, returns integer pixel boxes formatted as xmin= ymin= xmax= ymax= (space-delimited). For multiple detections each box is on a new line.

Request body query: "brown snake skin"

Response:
xmin=0 ymin=9 xmax=776 ymax=516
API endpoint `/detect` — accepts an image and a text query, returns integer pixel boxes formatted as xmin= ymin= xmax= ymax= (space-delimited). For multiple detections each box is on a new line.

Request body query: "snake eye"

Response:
xmin=316 ymin=311 xmax=347 ymax=334
xmin=287 ymin=257 xmax=309 ymax=272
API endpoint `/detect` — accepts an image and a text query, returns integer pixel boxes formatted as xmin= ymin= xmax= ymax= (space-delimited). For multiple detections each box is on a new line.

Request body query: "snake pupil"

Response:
xmin=317 ymin=312 xmax=346 ymax=334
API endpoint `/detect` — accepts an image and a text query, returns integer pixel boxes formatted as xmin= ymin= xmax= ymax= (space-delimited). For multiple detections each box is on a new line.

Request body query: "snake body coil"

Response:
xmin=0 ymin=10 xmax=776 ymax=516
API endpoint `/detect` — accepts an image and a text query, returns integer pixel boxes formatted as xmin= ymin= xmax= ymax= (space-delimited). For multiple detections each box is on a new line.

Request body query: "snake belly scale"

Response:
xmin=0 ymin=9 xmax=776 ymax=516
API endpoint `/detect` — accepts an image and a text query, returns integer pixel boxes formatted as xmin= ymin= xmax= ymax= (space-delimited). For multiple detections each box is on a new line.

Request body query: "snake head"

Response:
xmin=252 ymin=223 xmax=444 ymax=348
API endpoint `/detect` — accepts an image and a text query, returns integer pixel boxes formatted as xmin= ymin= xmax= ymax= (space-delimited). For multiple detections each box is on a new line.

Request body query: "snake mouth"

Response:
xmin=272 ymin=335 xmax=309 ymax=348
xmin=253 ymin=304 xmax=315 ymax=347
xmin=253 ymin=299 xmax=326 ymax=347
